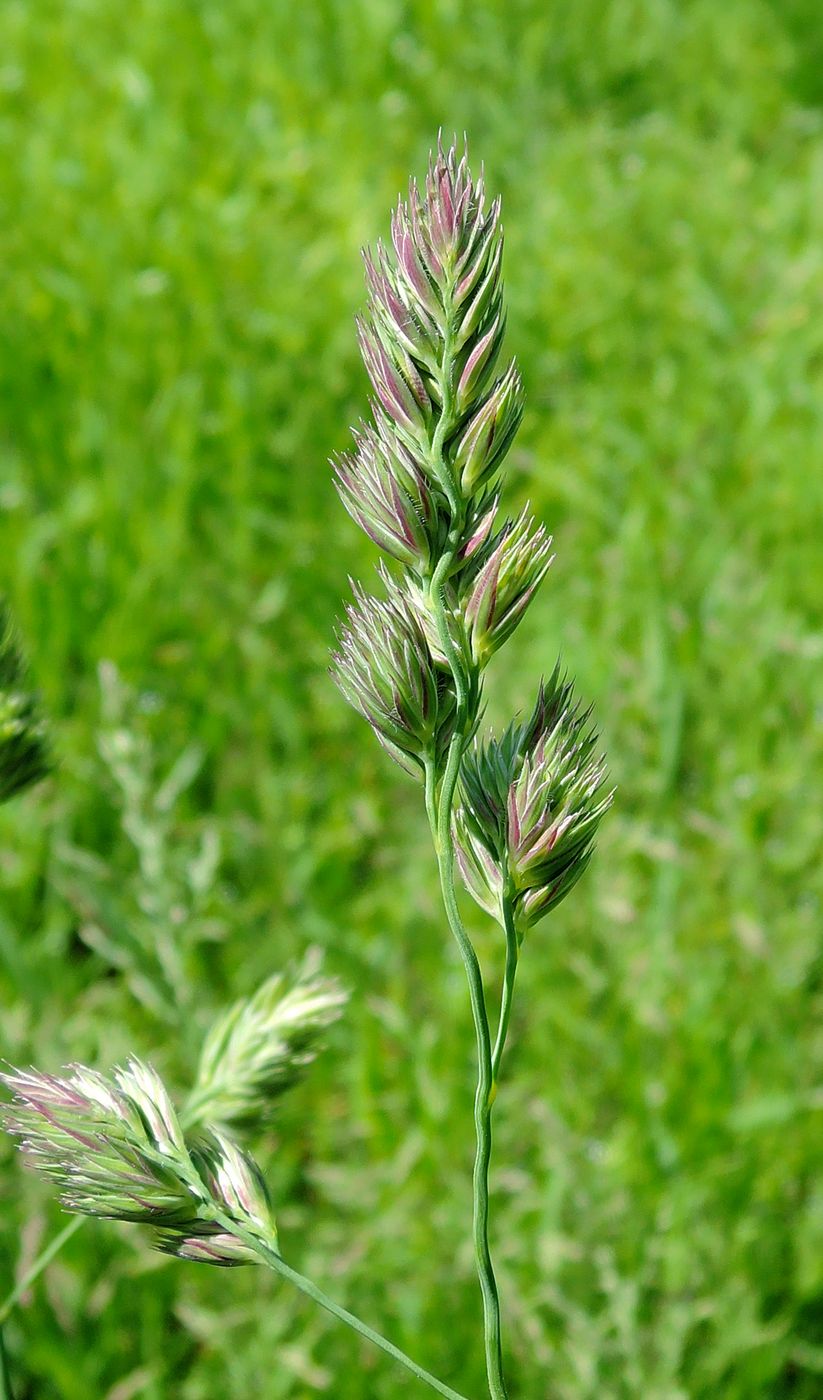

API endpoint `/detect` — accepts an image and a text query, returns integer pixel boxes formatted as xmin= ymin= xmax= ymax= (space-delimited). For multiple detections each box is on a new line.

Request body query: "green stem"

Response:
xmin=424 ymin=315 xmax=509 ymax=1391
xmin=223 ymin=1220 xmax=471 ymax=1400
xmin=3 ymin=1208 xmax=469 ymax=1400
xmin=423 ymin=754 xmax=439 ymax=836
xmin=426 ymin=747 xmax=508 ymax=1400
xmin=0 ymin=1324 xmax=14 ymax=1400
xmin=0 ymin=1215 xmax=84 ymax=1324
xmin=491 ymin=893 xmax=519 ymax=1087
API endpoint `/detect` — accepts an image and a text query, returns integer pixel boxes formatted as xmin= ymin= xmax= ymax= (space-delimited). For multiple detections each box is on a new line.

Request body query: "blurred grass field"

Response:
xmin=2 ymin=0 xmax=823 ymax=1395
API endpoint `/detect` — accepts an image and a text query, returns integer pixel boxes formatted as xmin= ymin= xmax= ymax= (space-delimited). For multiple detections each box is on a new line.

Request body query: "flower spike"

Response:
xmin=1 ymin=1060 xmax=275 ymax=1266
xmin=344 ymin=137 xmax=518 ymax=561
xmin=186 ymin=953 xmax=348 ymax=1131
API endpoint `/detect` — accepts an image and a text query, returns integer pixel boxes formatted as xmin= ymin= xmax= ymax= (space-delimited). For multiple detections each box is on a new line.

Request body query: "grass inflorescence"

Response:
xmin=1 ymin=5 xmax=822 ymax=1396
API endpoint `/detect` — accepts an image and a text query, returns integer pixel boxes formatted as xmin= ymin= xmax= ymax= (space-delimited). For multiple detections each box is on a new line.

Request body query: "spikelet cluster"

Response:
xmin=340 ymin=144 xmax=518 ymax=518
xmin=331 ymin=135 xmax=611 ymax=937
xmin=185 ymin=952 xmax=347 ymax=1130
xmin=1 ymin=1060 xmax=275 ymax=1266
xmin=454 ymin=668 xmax=613 ymax=933
xmin=2 ymin=957 xmax=348 ymax=1265
xmin=0 ymin=604 xmax=50 ymax=804
xmin=333 ymin=570 xmax=460 ymax=775
xmin=332 ymin=139 xmax=552 ymax=772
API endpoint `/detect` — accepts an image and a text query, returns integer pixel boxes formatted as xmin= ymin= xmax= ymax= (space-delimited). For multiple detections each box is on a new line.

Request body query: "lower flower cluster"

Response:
xmin=454 ymin=667 xmax=613 ymax=935
xmin=2 ymin=1060 xmax=274 ymax=1267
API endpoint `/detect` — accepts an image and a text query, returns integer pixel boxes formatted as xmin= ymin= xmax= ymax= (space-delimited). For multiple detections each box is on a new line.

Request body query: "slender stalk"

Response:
xmin=219 ymin=1218 xmax=471 ymax=1400
xmin=3 ymin=1205 xmax=468 ymax=1400
xmin=0 ymin=1215 xmax=84 ymax=1324
xmin=424 ymin=282 xmax=510 ymax=1389
xmin=425 ymin=747 xmax=508 ymax=1400
xmin=491 ymin=893 xmax=519 ymax=1087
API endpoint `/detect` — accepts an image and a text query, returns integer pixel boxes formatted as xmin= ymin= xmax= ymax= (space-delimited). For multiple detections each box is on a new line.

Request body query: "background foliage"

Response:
xmin=1 ymin=1 xmax=822 ymax=1395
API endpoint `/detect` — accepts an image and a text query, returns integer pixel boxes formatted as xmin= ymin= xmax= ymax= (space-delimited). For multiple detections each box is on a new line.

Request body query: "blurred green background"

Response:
xmin=1 ymin=0 xmax=823 ymax=1395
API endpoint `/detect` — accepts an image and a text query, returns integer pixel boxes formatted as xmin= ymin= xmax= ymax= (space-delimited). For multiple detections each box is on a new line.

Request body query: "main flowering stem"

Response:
xmin=331 ymin=140 xmax=610 ymax=1398
xmin=423 ymin=274 xmax=508 ymax=1399
xmin=426 ymin=738 xmax=508 ymax=1400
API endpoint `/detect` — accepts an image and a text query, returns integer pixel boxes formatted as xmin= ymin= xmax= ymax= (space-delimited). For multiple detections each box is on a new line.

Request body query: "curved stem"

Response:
xmin=491 ymin=893 xmax=519 ymax=1087
xmin=223 ymin=1220 xmax=471 ymax=1400
xmin=426 ymin=746 xmax=508 ymax=1400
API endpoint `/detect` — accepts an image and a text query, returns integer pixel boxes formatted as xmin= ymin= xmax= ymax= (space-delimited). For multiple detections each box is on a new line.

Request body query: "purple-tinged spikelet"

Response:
xmin=155 ymin=1131 xmax=275 ymax=1267
xmin=1 ymin=1060 xmax=275 ymax=1267
xmin=334 ymin=421 xmax=448 ymax=572
xmin=460 ymin=509 xmax=554 ymax=665
xmin=331 ymin=570 xmax=458 ymax=775
xmin=454 ymin=668 xmax=613 ymax=933
xmin=451 ymin=362 xmax=523 ymax=497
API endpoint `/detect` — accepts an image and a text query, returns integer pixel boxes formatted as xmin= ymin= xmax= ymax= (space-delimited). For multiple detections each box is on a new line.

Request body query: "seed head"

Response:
xmin=454 ymin=668 xmax=613 ymax=932
xmin=1 ymin=1060 xmax=274 ymax=1267
xmin=354 ymin=138 xmax=513 ymax=513
xmin=186 ymin=952 xmax=348 ymax=1130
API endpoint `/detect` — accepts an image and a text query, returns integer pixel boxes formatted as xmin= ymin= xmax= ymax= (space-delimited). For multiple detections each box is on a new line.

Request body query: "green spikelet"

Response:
xmin=185 ymin=953 xmax=348 ymax=1130
xmin=0 ymin=604 xmax=50 ymax=804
